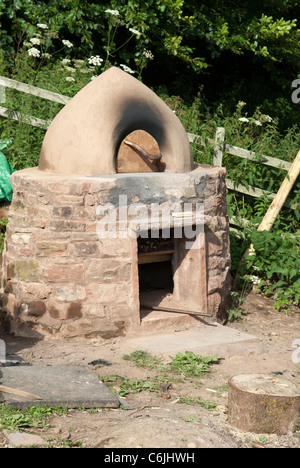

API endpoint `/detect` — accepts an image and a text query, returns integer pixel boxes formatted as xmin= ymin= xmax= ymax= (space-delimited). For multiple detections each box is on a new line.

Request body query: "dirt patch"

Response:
xmin=0 ymin=290 xmax=300 ymax=448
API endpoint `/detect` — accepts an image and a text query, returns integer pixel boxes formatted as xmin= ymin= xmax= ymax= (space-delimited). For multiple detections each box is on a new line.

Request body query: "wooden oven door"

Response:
xmin=117 ymin=130 xmax=165 ymax=173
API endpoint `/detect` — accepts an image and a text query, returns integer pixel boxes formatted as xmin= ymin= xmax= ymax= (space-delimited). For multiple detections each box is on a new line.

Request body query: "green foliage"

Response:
xmin=0 ymin=404 xmax=67 ymax=430
xmin=123 ymin=350 xmax=163 ymax=370
xmin=227 ymin=291 xmax=247 ymax=323
xmin=101 ymin=374 xmax=169 ymax=397
xmin=122 ymin=350 xmax=219 ymax=378
xmin=0 ymin=22 xmax=95 ymax=170
xmin=169 ymin=352 xmax=219 ymax=378
xmin=103 ymin=350 xmax=219 ymax=401
xmin=177 ymin=396 xmax=217 ymax=411
xmin=0 ymin=216 xmax=8 ymax=252
xmin=247 ymin=229 xmax=300 ymax=311
xmin=0 ymin=1 xmax=299 ymax=96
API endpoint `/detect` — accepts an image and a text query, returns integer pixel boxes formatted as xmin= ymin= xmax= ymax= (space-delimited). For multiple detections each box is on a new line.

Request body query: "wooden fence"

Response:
xmin=0 ymin=75 xmax=296 ymax=219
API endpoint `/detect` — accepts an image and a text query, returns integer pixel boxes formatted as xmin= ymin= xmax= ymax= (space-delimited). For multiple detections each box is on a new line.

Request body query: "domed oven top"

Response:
xmin=38 ymin=67 xmax=194 ymax=176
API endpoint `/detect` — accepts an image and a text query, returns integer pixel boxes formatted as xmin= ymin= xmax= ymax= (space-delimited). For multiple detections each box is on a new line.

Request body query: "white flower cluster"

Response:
xmin=129 ymin=27 xmax=140 ymax=36
xmin=243 ymin=274 xmax=260 ymax=285
xmin=28 ymin=47 xmax=40 ymax=58
xmin=61 ymin=58 xmax=71 ymax=65
xmin=88 ymin=55 xmax=103 ymax=67
xmin=260 ymin=114 xmax=273 ymax=123
xmin=143 ymin=49 xmax=154 ymax=60
xmin=239 ymin=117 xmax=262 ymax=127
xmin=105 ymin=9 xmax=120 ymax=16
xmin=62 ymin=39 xmax=73 ymax=48
xmin=66 ymin=76 xmax=75 ymax=82
xmin=37 ymin=23 xmax=48 ymax=29
xmin=239 ymin=117 xmax=270 ymax=126
xmin=120 ymin=64 xmax=135 ymax=74
xmin=64 ymin=66 xmax=76 ymax=73
xmin=30 ymin=37 xmax=40 ymax=45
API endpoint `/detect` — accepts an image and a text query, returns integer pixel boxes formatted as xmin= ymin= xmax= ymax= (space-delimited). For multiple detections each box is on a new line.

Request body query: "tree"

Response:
xmin=0 ymin=0 xmax=299 ymax=126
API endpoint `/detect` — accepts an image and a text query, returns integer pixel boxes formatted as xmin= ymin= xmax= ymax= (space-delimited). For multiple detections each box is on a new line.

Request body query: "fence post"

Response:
xmin=0 ymin=85 xmax=5 ymax=103
xmin=0 ymin=338 xmax=5 ymax=364
xmin=214 ymin=127 xmax=225 ymax=166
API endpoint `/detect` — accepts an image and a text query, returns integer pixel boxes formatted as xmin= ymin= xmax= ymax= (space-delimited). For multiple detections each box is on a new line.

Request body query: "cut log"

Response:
xmin=228 ymin=374 xmax=300 ymax=434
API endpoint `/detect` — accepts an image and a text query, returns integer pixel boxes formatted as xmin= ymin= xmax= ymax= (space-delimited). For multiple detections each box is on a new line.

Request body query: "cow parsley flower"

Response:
xmin=260 ymin=114 xmax=273 ymax=123
xmin=37 ymin=23 xmax=48 ymax=29
xmin=66 ymin=76 xmax=75 ymax=82
xmin=30 ymin=38 xmax=41 ymax=45
xmin=61 ymin=58 xmax=71 ymax=65
xmin=129 ymin=28 xmax=141 ymax=36
xmin=243 ymin=274 xmax=260 ymax=285
xmin=74 ymin=59 xmax=85 ymax=68
xmin=239 ymin=117 xmax=249 ymax=123
xmin=105 ymin=9 xmax=120 ymax=16
xmin=88 ymin=55 xmax=103 ymax=67
xmin=62 ymin=39 xmax=73 ymax=48
xmin=28 ymin=47 xmax=40 ymax=58
xmin=120 ymin=64 xmax=135 ymax=74
xmin=143 ymin=49 xmax=154 ymax=60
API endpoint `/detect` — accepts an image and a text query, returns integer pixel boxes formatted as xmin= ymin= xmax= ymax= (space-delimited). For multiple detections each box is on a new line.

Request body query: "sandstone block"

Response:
xmin=66 ymin=302 xmax=83 ymax=320
xmin=70 ymin=242 xmax=100 ymax=257
xmin=46 ymin=263 xmax=84 ymax=282
xmin=54 ymin=285 xmax=86 ymax=302
xmin=49 ymin=219 xmax=86 ymax=231
xmin=19 ymin=300 xmax=46 ymax=317
xmin=15 ymin=260 xmax=40 ymax=282
xmin=36 ymin=242 xmax=67 ymax=256
xmin=84 ymin=258 xmax=131 ymax=283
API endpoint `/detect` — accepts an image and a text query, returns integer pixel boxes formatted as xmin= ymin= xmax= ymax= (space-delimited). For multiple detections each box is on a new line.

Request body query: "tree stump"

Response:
xmin=228 ymin=374 xmax=300 ymax=434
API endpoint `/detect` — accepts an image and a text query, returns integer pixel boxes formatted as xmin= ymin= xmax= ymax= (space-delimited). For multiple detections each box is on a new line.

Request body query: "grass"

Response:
xmin=122 ymin=350 xmax=220 ymax=378
xmin=101 ymin=350 xmax=220 ymax=411
xmin=123 ymin=350 xmax=165 ymax=370
xmin=101 ymin=374 xmax=170 ymax=398
xmin=169 ymin=351 xmax=220 ymax=378
xmin=0 ymin=404 xmax=67 ymax=431
xmin=177 ymin=396 xmax=217 ymax=411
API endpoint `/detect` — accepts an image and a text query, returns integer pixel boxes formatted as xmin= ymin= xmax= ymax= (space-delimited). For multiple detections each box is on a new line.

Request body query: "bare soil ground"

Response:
xmin=0 ymin=290 xmax=300 ymax=449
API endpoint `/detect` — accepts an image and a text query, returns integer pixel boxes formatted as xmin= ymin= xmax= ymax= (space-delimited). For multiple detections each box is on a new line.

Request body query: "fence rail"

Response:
xmin=0 ymin=76 xmax=70 ymax=105
xmin=0 ymin=75 xmax=296 ymax=215
xmin=187 ymin=128 xmax=295 ymax=211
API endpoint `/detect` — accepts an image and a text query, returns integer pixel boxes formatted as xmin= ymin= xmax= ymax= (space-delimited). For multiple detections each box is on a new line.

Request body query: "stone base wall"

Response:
xmin=1 ymin=165 xmax=231 ymax=339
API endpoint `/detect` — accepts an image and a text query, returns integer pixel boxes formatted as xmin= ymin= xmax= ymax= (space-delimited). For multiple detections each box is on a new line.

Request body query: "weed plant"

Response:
xmin=0 ymin=404 xmax=67 ymax=431
xmin=102 ymin=350 xmax=219 ymax=409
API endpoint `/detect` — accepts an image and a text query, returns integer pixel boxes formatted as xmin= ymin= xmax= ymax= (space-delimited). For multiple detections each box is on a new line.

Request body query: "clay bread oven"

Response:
xmin=1 ymin=67 xmax=231 ymax=338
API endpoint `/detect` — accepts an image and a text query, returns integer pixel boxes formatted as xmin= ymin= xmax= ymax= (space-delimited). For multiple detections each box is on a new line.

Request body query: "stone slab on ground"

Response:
xmin=0 ymin=365 xmax=119 ymax=409
xmin=3 ymin=430 xmax=46 ymax=448
xmin=123 ymin=323 xmax=259 ymax=358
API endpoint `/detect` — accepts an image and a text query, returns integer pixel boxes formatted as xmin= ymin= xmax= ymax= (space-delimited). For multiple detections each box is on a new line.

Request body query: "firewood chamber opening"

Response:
xmin=138 ymin=229 xmax=175 ymax=312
